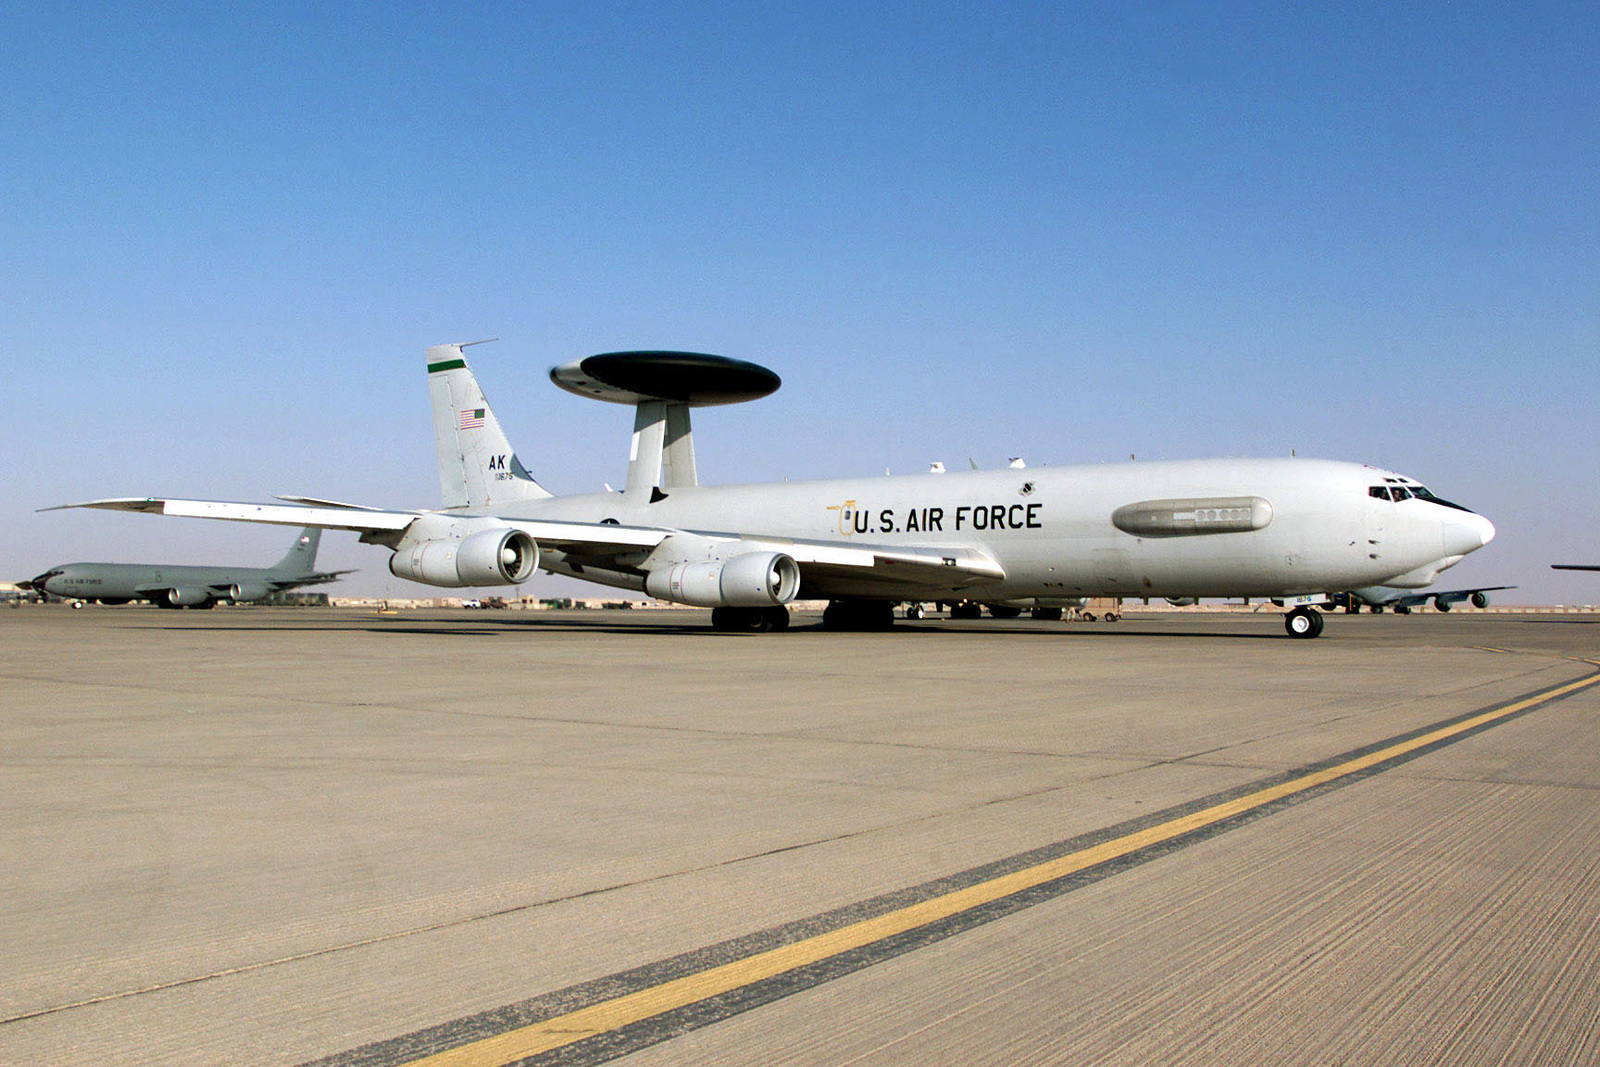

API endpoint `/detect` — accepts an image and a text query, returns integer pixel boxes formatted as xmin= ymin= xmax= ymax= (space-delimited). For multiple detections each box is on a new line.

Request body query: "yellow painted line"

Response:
xmin=402 ymin=668 xmax=1600 ymax=1067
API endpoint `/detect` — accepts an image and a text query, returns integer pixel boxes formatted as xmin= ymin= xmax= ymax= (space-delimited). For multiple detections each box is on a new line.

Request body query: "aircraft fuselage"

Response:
xmin=466 ymin=457 xmax=1492 ymax=602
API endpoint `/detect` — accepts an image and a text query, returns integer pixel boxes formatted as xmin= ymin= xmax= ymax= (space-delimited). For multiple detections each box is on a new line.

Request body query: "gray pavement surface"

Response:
xmin=2 ymin=606 xmax=1598 ymax=1065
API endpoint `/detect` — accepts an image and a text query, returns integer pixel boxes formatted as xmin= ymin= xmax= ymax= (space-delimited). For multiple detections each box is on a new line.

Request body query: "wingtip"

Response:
xmin=38 ymin=497 xmax=166 ymax=514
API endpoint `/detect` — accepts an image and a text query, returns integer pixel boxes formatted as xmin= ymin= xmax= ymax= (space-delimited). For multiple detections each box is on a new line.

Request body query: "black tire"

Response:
xmin=824 ymin=600 xmax=896 ymax=631
xmin=713 ymin=605 xmax=791 ymax=632
xmin=1285 ymin=607 xmax=1323 ymax=639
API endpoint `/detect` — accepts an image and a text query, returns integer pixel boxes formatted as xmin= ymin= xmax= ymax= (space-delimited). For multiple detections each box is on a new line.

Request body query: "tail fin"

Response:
xmin=271 ymin=528 xmax=321 ymax=575
xmin=427 ymin=343 xmax=552 ymax=509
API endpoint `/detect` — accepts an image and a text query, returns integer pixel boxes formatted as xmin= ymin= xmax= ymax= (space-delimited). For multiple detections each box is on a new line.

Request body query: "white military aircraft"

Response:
xmin=54 ymin=345 xmax=1496 ymax=638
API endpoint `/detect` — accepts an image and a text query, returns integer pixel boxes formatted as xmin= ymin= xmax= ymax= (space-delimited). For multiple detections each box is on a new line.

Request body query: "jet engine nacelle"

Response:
xmin=644 ymin=551 xmax=800 ymax=608
xmin=164 ymin=587 xmax=210 ymax=607
xmin=389 ymin=527 xmax=539 ymax=588
xmin=1165 ymin=597 xmax=1199 ymax=607
xmin=229 ymin=580 xmax=273 ymax=602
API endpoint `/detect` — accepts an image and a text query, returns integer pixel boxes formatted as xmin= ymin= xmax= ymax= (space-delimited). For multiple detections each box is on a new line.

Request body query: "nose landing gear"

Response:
xmin=1284 ymin=606 xmax=1326 ymax=639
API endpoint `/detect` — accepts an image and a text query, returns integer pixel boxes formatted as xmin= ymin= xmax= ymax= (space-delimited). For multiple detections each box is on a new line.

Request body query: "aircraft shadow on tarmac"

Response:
xmin=147 ymin=616 xmax=1303 ymax=640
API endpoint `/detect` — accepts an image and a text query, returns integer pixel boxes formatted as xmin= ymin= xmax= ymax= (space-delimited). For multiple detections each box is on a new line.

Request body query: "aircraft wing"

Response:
xmin=47 ymin=497 xmax=672 ymax=553
xmin=735 ymin=536 xmax=1005 ymax=597
xmin=1432 ymin=585 xmax=1515 ymax=602
xmin=49 ymin=498 xmax=1005 ymax=594
xmin=1553 ymin=565 xmax=1600 ymax=571
xmin=1383 ymin=585 xmax=1515 ymax=608
xmin=273 ymin=570 xmax=359 ymax=589
xmin=47 ymin=497 xmax=421 ymax=534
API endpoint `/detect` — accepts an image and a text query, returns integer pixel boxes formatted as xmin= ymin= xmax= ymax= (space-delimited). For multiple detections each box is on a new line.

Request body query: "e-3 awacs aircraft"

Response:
xmin=51 ymin=345 xmax=1496 ymax=638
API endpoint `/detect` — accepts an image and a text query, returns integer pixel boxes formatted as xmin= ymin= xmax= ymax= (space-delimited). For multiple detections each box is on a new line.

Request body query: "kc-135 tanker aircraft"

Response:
xmin=54 ymin=345 xmax=1496 ymax=638
xmin=24 ymin=527 xmax=346 ymax=608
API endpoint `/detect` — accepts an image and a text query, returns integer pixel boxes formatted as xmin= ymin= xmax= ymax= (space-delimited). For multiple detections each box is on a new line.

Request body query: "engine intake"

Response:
xmin=390 ymin=528 xmax=539 ymax=588
xmin=644 ymin=552 xmax=800 ymax=607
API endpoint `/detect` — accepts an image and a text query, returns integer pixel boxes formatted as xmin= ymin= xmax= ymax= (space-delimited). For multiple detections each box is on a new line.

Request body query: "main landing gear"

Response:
xmin=822 ymin=599 xmax=897 ymax=631
xmin=1284 ymin=606 xmax=1325 ymax=639
xmin=711 ymin=606 xmax=790 ymax=632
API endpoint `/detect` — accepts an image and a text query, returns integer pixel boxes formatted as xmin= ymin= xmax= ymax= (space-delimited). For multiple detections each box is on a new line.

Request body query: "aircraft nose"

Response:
xmin=1443 ymin=513 xmax=1495 ymax=556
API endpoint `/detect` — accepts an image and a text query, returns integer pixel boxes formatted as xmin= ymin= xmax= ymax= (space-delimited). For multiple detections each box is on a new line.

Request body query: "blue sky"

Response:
xmin=3 ymin=2 xmax=1596 ymax=602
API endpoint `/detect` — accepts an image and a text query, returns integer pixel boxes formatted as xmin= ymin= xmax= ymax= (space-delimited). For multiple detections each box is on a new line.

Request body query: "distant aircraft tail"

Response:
xmin=270 ymin=527 xmax=322 ymax=576
xmin=427 ymin=343 xmax=552 ymax=509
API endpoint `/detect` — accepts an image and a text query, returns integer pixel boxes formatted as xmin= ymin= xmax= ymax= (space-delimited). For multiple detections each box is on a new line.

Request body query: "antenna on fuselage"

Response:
xmin=548 ymin=351 xmax=782 ymax=500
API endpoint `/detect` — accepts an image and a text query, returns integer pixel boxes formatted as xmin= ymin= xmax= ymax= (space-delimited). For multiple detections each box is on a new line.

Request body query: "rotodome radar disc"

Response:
xmin=549 ymin=351 xmax=781 ymax=406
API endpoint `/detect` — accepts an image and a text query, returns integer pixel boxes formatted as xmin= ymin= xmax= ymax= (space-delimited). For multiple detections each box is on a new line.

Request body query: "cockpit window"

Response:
xmin=1409 ymin=485 xmax=1472 ymax=512
xmin=1371 ymin=482 xmax=1473 ymax=511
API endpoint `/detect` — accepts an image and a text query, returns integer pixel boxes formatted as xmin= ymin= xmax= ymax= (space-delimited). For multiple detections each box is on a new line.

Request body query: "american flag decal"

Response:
xmin=458 ymin=408 xmax=486 ymax=430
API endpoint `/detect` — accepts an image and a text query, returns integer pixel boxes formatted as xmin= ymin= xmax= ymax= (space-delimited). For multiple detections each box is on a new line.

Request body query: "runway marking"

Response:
xmin=319 ymin=665 xmax=1600 ymax=1067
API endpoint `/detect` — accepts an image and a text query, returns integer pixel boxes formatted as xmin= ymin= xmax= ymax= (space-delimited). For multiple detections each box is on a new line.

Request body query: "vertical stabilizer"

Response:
xmin=427 ymin=343 xmax=552 ymax=509
xmin=271 ymin=528 xmax=322 ymax=576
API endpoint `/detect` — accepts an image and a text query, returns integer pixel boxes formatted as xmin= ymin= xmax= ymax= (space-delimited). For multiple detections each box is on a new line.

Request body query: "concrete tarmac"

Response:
xmin=3 ymin=605 xmax=1598 ymax=1066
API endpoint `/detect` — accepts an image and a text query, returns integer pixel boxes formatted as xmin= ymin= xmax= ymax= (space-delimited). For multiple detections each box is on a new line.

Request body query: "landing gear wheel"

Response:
xmin=949 ymin=601 xmax=983 ymax=620
xmin=823 ymin=600 xmax=896 ymax=631
xmin=986 ymin=605 xmax=1023 ymax=619
xmin=711 ymin=606 xmax=790 ymax=632
xmin=1285 ymin=606 xmax=1324 ymax=639
xmin=1030 ymin=607 xmax=1064 ymax=621
xmin=903 ymin=603 xmax=926 ymax=620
